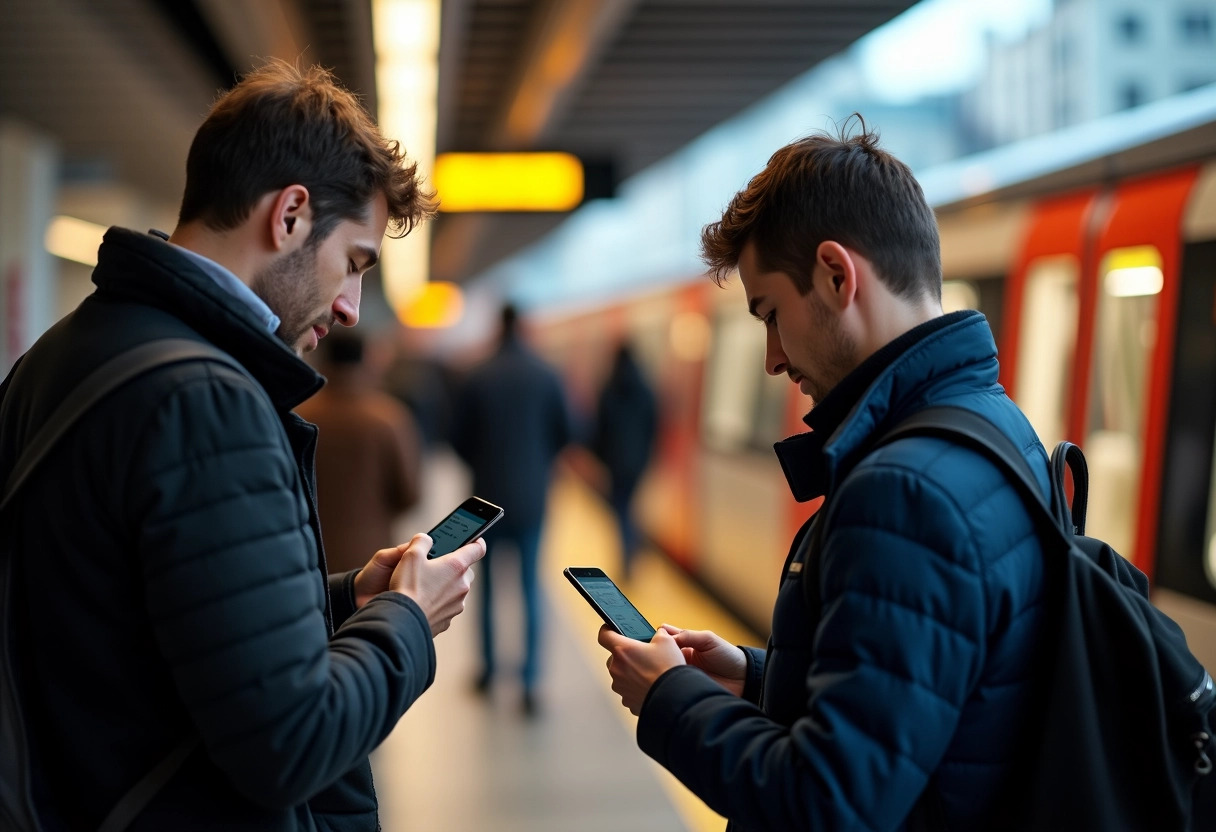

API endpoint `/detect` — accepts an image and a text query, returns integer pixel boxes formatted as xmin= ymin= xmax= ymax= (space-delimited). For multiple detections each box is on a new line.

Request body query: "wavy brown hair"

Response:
xmin=178 ymin=59 xmax=437 ymax=242
xmin=700 ymin=115 xmax=940 ymax=301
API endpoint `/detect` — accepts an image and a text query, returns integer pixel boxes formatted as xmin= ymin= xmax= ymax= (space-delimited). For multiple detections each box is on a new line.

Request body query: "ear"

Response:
xmin=812 ymin=241 xmax=858 ymax=311
xmin=268 ymin=184 xmax=313 ymax=253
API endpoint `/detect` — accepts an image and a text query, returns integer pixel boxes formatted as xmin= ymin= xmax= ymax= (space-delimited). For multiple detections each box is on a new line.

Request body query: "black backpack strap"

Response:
xmin=96 ymin=738 xmax=199 ymax=832
xmin=877 ymin=406 xmax=1071 ymax=547
xmin=2 ymin=338 xmax=243 ymax=512
xmin=2 ymin=337 xmax=241 ymax=831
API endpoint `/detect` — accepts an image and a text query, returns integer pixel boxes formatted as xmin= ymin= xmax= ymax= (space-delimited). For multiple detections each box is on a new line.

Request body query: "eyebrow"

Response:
xmin=354 ymin=245 xmax=379 ymax=271
xmin=748 ymin=296 xmax=765 ymax=320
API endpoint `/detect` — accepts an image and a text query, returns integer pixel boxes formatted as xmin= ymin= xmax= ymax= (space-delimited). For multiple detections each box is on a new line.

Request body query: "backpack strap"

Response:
xmin=2 ymin=337 xmax=242 ymax=831
xmin=876 ymin=406 xmax=1072 ymax=546
xmin=2 ymin=338 xmax=244 ymax=511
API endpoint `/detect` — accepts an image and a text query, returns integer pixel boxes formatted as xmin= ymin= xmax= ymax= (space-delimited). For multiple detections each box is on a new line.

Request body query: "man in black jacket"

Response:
xmin=0 ymin=60 xmax=484 ymax=830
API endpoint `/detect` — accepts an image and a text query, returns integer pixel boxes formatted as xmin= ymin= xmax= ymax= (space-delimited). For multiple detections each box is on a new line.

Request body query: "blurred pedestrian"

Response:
xmin=591 ymin=341 xmax=658 ymax=580
xmin=452 ymin=303 xmax=574 ymax=716
xmin=297 ymin=329 xmax=422 ymax=574
xmin=0 ymin=59 xmax=483 ymax=829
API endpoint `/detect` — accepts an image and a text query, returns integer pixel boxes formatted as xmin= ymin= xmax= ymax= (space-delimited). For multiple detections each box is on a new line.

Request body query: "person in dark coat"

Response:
xmin=451 ymin=303 xmax=574 ymax=715
xmin=595 ymin=121 xmax=1050 ymax=830
xmin=0 ymin=59 xmax=484 ymax=830
xmin=297 ymin=329 xmax=423 ymax=574
xmin=591 ymin=342 xmax=658 ymax=579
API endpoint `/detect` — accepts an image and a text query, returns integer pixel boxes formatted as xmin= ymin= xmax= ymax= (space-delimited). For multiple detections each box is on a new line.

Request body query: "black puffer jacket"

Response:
xmin=0 ymin=228 xmax=435 ymax=831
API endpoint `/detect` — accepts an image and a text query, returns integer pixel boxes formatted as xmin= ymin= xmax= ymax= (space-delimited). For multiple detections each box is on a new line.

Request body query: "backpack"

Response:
xmin=1 ymin=338 xmax=239 ymax=832
xmin=807 ymin=405 xmax=1215 ymax=830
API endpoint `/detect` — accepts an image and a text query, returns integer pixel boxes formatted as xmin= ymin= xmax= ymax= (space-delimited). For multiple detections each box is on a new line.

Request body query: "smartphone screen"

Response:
xmin=564 ymin=567 xmax=656 ymax=641
xmin=426 ymin=497 xmax=504 ymax=559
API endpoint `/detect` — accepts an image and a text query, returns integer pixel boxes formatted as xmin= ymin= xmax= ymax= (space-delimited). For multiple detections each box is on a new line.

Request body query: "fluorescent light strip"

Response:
xmin=45 ymin=215 xmax=107 ymax=266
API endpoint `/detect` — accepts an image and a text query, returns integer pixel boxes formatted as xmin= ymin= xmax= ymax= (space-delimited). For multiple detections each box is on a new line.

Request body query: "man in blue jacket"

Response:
xmin=597 ymin=122 xmax=1050 ymax=830
xmin=0 ymin=60 xmax=484 ymax=829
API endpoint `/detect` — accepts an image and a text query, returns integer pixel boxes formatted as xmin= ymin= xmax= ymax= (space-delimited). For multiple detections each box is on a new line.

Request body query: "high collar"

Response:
xmin=92 ymin=227 xmax=323 ymax=411
xmin=773 ymin=310 xmax=998 ymax=502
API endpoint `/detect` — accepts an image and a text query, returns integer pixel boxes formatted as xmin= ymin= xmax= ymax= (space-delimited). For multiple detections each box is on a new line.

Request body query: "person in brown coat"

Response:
xmin=298 ymin=329 xmax=422 ymax=573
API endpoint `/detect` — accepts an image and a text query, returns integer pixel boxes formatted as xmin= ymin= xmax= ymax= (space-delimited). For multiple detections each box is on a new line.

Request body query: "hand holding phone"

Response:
xmin=426 ymin=497 xmax=504 ymax=559
xmin=563 ymin=567 xmax=656 ymax=641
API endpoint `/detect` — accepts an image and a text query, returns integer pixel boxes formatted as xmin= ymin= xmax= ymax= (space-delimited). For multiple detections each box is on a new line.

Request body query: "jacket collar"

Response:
xmin=92 ymin=227 xmax=323 ymax=410
xmin=774 ymin=310 xmax=997 ymax=501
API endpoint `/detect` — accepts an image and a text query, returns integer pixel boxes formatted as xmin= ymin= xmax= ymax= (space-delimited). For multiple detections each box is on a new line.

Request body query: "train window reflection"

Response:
xmin=1207 ymin=433 xmax=1216 ymax=591
xmin=1085 ymin=245 xmax=1164 ymax=557
xmin=942 ymin=280 xmax=980 ymax=312
xmin=1014 ymin=256 xmax=1078 ymax=450
xmin=703 ymin=312 xmax=765 ymax=452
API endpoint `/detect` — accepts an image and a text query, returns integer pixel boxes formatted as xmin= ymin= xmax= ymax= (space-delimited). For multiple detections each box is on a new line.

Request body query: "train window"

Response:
xmin=702 ymin=311 xmax=765 ymax=452
xmin=1085 ymin=245 xmax=1164 ymax=557
xmin=1208 ymin=437 xmax=1216 ymax=592
xmin=941 ymin=280 xmax=980 ymax=313
xmin=1014 ymin=256 xmax=1078 ymax=451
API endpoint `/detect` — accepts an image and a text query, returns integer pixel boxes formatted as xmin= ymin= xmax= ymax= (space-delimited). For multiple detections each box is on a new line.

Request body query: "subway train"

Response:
xmin=528 ymin=90 xmax=1216 ymax=668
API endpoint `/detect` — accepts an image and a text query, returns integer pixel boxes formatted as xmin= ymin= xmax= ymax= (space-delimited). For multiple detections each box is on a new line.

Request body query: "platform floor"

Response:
xmin=370 ymin=450 xmax=761 ymax=832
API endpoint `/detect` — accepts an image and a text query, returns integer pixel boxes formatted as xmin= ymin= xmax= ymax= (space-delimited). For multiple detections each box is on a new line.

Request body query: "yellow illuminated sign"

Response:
xmin=434 ymin=152 xmax=584 ymax=212
xmin=399 ymin=281 xmax=464 ymax=328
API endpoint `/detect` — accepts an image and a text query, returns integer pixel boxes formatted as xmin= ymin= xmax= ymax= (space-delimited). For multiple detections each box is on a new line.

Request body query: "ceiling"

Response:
xmin=0 ymin=0 xmax=916 ymax=287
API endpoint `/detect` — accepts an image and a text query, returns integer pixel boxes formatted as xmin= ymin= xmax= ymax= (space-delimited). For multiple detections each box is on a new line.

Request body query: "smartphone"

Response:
xmin=425 ymin=497 xmax=504 ymax=559
xmin=563 ymin=567 xmax=656 ymax=642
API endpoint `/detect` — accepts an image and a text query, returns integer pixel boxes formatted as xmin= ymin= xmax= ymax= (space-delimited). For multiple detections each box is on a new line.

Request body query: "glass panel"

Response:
xmin=942 ymin=279 xmax=980 ymax=313
xmin=1085 ymin=246 xmax=1164 ymax=557
xmin=702 ymin=311 xmax=764 ymax=452
xmin=1014 ymin=256 xmax=1079 ymax=450
xmin=1207 ymin=427 xmax=1216 ymax=591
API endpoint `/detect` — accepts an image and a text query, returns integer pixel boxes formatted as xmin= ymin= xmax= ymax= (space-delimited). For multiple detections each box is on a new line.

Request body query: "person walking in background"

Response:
xmin=591 ymin=342 xmax=658 ymax=580
xmin=0 ymin=59 xmax=483 ymax=829
xmin=297 ymin=328 xmax=423 ymax=574
xmin=452 ymin=303 xmax=574 ymax=716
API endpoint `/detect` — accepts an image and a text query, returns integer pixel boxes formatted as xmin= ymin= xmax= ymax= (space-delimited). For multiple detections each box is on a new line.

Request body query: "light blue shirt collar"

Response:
xmin=169 ymin=242 xmax=281 ymax=335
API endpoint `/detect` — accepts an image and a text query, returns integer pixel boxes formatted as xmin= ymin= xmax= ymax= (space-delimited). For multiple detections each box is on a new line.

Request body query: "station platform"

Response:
xmin=369 ymin=450 xmax=761 ymax=832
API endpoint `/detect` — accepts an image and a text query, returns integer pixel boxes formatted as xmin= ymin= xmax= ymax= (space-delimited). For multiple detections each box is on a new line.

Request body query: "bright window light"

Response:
xmin=1102 ymin=246 xmax=1165 ymax=297
xmin=44 ymin=215 xmax=107 ymax=266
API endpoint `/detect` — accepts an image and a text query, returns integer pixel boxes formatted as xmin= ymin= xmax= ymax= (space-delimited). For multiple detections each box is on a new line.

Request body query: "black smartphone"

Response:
xmin=425 ymin=497 xmax=504 ymax=559
xmin=563 ymin=567 xmax=656 ymax=642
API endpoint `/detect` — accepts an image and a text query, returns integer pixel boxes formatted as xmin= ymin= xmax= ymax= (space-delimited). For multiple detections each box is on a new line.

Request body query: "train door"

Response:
xmin=1157 ymin=162 xmax=1216 ymax=607
xmin=1075 ymin=167 xmax=1198 ymax=576
xmin=1000 ymin=191 xmax=1097 ymax=451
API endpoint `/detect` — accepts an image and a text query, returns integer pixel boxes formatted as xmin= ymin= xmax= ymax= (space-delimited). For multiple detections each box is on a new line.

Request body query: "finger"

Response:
xmin=597 ymin=625 xmax=627 ymax=651
xmin=660 ymin=623 xmax=683 ymax=636
xmin=672 ymin=629 xmax=714 ymax=649
xmin=400 ymin=533 xmax=432 ymax=559
xmin=449 ymin=537 xmax=487 ymax=570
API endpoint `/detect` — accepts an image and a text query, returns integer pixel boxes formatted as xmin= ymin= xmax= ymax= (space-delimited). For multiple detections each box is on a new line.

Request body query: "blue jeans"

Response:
xmin=478 ymin=524 xmax=543 ymax=690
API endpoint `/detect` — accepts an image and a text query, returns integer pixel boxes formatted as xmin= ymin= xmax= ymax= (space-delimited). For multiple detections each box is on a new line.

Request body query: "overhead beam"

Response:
xmin=194 ymin=0 xmax=312 ymax=73
xmin=493 ymin=0 xmax=641 ymax=148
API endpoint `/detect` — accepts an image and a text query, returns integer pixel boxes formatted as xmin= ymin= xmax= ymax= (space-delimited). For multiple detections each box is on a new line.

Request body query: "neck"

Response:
xmin=853 ymin=286 xmax=943 ymax=362
xmin=168 ymin=221 xmax=262 ymax=288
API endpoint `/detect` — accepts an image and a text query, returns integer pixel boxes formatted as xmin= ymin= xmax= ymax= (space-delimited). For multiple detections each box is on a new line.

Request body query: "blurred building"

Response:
xmin=963 ymin=0 xmax=1216 ymax=148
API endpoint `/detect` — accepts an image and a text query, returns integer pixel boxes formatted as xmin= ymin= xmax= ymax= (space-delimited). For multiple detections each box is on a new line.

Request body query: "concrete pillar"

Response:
xmin=0 ymin=120 xmax=58 ymax=372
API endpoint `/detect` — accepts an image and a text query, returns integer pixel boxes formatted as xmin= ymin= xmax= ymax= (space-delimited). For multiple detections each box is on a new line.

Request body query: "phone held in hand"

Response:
xmin=563 ymin=567 xmax=656 ymax=642
xmin=425 ymin=497 xmax=505 ymax=559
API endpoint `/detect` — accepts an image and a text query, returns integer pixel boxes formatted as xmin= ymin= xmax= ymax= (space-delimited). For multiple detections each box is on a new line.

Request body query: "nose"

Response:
xmin=764 ymin=326 xmax=787 ymax=376
xmin=332 ymin=276 xmax=362 ymax=328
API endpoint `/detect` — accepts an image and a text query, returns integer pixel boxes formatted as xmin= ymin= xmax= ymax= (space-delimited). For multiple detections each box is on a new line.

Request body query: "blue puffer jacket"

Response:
xmin=637 ymin=311 xmax=1050 ymax=831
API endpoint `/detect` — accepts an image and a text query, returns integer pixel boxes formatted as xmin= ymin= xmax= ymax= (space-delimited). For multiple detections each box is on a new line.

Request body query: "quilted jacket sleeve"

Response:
xmin=125 ymin=367 xmax=435 ymax=809
xmin=637 ymin=459 xmax=995 ymax=832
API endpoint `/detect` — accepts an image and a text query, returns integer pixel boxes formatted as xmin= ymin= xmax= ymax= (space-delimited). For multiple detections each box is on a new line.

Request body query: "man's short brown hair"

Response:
xmin=700 ymin=116 xmax=940 ymax=301
xmin=178 ymin=59 xmax=437 ymax=243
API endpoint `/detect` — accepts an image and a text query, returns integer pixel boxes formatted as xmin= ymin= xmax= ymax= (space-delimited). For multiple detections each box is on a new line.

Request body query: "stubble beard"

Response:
xmin=802 ymin=291 xmax=859 ymax=407
xmin=250 ymin=244 xmax=327 ymax=355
